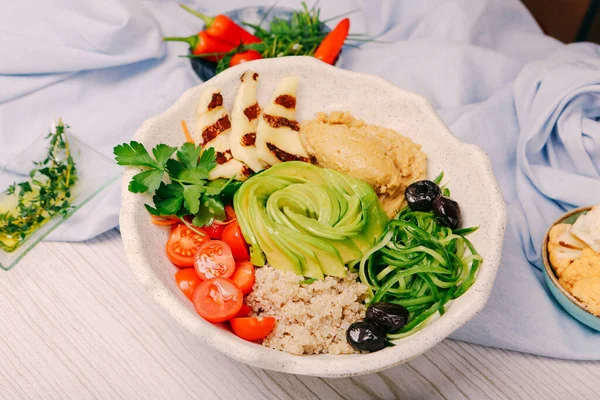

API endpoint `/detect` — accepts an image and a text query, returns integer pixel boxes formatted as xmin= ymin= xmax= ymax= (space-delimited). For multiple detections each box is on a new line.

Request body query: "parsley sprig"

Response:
xmin=114 ymin=141 xmax=241 ymax=228
xmin=0 ymin=119 xmax=77 ymax=252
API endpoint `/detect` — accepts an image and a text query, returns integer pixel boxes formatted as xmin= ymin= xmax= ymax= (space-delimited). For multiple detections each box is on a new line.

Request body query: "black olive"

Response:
xmin=366 ymin=302 xmax=410 ymax=333
xmin=405 ymin=180 xmax=442 ymax=211
xmin=346 ymin=321 xmax=386 ymax=352
xmin=433 ymin=196 xmax=462 ymax=229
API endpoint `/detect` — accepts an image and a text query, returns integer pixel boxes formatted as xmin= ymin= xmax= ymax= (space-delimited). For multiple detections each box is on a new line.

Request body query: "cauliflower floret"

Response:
xmin=548 ymin=223 xmax=588 ymax=276
xmin=559 ymin=248 xmax=600 ymax=291
xmin=571 ymin=277 xmax=600 ymax=316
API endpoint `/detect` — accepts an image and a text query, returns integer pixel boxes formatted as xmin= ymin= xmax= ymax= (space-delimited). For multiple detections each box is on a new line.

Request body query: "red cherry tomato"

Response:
xmin=229 ymin=50 xmax=262 ymax=67
xmin=203 ymin=222 xmax=227 ymax=239
xmin=231 ymin=261 xmax=255 ymax=294
xmin=175 ymin=268 xmax=202 ymax=300
xmin=192 ymin=277 xmax=243 ymax=322
xmin=166 ymin=224 xmax=210 ymax=268
xmin=194 ymin=240 xmax=236 ymax=280
xmin=222 ymin=221 xmax=250 ymax=261
xmin=230 ymin=317 xmax=276 ymax=341
xmin=235 ymin=303 xmax=252 ymax=318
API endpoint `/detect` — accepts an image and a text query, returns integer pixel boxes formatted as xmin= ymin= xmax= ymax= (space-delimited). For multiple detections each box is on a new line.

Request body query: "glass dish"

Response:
xmin=0 ymin=130 xmax=120 ymax=270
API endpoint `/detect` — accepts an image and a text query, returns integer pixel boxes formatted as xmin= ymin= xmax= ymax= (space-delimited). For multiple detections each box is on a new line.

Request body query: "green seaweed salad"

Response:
xmin=350 ymin=173 xmax=482 ymax=339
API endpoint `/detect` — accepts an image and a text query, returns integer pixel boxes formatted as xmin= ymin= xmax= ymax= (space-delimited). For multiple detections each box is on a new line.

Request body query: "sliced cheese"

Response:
xmin=256 ymin=76 xmax=309 ymax=166
xmin=571 ymin=205 xmax=600 ymax=253
xmin=230 ymin=70 xmax=266 ymax=173
xmin=194 ymin=86 xmax=249 ymax=181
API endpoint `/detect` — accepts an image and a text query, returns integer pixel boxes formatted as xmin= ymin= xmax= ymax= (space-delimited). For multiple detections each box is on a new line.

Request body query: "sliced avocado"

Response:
xmin=233 ymin=160 xmax=388 ymax=279
xmin=261 ymin=222 xmax=303 ymax=275
xmin=329 ymin=237 xmax=362 ymax=263
xmin=294 ymin=234 xmax=346 ymax=278
xmin=261 ymin=161 xmax=330 ymax=185
xmin=285 ymin=236 xmax=324 ymax=280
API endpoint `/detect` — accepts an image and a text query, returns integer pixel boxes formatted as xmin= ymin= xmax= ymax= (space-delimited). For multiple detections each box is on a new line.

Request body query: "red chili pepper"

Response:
xmin=314 ymin=18 xmax=350 ymax=65
xmin=180 ymin=4 xmax=261 ymax=46
xmin=163 ymin=31 xmax=235 ymax=62
xmin=230 ymin=50 xmax=263 ymax=67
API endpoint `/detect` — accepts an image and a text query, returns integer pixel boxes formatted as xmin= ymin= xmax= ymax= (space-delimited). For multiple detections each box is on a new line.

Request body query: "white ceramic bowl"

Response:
xmin=120 ymin=56 xmax=507 ymax=377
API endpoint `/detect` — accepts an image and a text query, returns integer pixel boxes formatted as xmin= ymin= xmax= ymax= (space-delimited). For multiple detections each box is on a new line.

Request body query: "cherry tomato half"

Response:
xmin=229 ymin=50 xmax=262 ymax=67
xmin=230 ymin=317 xmax=276 ymax=341
xmin=235 ymin=303 xmax=252 ymax=318
xmin=231 ymin=261 xmax=255 ymax=295
xmin=193 ymin=277 xmax=243 ymax=322
xmin=194 ymin=240 xmax=236 ymax=280
xmin=175 ymin=268 xmax=202 ymax=301
xmin=222 ymin=221 xmax=250 ymax=261
xmin=203 ymin=222 xmax=227 ymax=239
xmin=166 ymin=224 xmax=210 ymax=268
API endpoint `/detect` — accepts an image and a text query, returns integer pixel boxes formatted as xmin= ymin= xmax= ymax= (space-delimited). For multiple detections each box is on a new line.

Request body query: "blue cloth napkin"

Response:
xmin=2 ymin=0 xmax=599 ymax=359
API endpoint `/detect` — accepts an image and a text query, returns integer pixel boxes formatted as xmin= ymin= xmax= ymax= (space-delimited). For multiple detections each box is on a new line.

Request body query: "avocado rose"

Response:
xmin=233 ymin=162 xmax=389 ymax=279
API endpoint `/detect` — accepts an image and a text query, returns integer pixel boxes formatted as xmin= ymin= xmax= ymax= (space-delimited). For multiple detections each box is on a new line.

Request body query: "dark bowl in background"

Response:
xmin=190 ymin=6 xmax=337 ymax=81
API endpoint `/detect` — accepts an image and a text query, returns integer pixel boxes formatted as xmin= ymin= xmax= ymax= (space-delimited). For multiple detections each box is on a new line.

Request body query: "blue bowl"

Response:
xmin=542 ymin=206 xmax=600 ymax=331
xmin=190 ymin=6 xmax=338 ymax=81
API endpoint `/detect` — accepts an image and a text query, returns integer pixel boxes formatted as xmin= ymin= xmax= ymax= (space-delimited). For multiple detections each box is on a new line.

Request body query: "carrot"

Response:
xmin=314 ymin=18 xmax=350 ymax=65
xmin=181 ymin=120 xmax=194 ymax=143
xmin=225 ymin=205 xmax=237 ymax=221
xmin=151 ymin=215 xmax=180 ymax=226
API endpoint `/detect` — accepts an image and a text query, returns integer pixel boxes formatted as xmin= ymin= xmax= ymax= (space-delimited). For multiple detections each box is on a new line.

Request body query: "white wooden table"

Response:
xmin=2 ymin=229 xmax=599 ymax=399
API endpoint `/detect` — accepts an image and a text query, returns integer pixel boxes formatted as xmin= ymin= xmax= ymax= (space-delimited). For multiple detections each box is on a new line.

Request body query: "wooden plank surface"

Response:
xmin=1 ymin=229 xmax=599 ymax=400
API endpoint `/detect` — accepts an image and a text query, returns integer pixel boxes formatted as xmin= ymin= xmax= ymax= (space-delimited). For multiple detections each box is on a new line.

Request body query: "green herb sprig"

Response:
xmin=0 ymin=120 xmax=78 ymax=252
xmin=207 ymin=3 xmax=370 ymax=74
xmin=114 ymin=141 xmax=241 ymax=230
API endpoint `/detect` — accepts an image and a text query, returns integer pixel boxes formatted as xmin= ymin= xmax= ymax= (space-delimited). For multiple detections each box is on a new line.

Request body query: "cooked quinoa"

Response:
xmin=246 ymin=266 xmax=368 ymax=355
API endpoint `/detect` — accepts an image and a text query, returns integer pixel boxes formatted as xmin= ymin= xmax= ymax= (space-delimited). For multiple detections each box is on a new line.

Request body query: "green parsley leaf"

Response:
xmin=177 ymin=142 xmax=202 ymax=169
xmin=144 ymin=204 xmax=161 ymax=216
xmin=114 ymin=141 xmax=159 ymax=168
xmin=115 ymin=140 xmax=223 ymax=223
xmin=199 ymin=147 xmax=217 ymax=172
xmin=128 ymin=169 xmax=164 ymax=193
xmin=152 ymin=144 xmax=177 ymax=168
xmin=203 ymin=186 xmax=223 ymax=196
xmin=192 ymin=207 xmax=214 ymax=227
xmin=165 ymin=159 xmax=186 ymax=179
xmin=178 ymin=167 xmax=209 ymax=184
xmin=202 ymin=194 xmax=226 ymax=221
xmin=203 ymin=177 xmax=243 ymax=198
xmin=204 ymin=178 xmax=228 ymax=195
xmin=152 ymin=183 xmax=184 ymax=215
xmin=183 ymin=185 xmax=205 ymax=214
xmin=220 ymin=180 xmax=243 ymax=199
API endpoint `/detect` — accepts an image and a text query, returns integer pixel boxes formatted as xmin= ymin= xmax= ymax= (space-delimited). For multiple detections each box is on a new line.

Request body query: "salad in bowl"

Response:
xmin=117 ymin=56 xmax=506 ymax=377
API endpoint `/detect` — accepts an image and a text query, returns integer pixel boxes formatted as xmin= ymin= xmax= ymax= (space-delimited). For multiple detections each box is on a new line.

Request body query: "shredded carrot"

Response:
xmin=181 ymin=120 xmax=194 ymax=144
xmin=151 ymin=215 xmax=180 ymax=226
xmin=225 ymin=205 xmax=237 ymax=221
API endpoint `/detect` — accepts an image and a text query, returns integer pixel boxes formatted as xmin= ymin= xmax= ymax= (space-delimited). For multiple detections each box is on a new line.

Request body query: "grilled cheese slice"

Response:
xmin=256 ymin=76 xmax=309 ymax=166
xmin=230 ymin=71 xmax=266 ymax=173
xmin=194 ymin=86 xmax=249 ymax=181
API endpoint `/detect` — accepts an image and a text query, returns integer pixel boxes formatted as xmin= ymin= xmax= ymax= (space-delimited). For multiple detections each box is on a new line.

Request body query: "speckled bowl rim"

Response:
xmin=119 ymin=56 xmax=507 ymax=378
xmin=541 ymin=206 xmax=599 ymax=320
